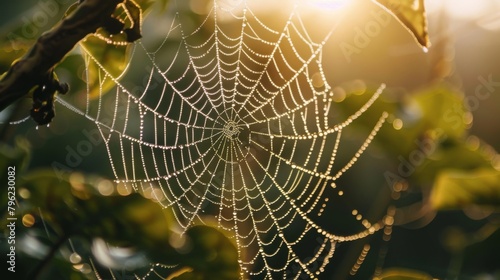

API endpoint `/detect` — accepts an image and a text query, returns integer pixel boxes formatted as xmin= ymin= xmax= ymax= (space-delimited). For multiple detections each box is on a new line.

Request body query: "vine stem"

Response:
xmin=0 ymin=0 xmax=122 ymax=112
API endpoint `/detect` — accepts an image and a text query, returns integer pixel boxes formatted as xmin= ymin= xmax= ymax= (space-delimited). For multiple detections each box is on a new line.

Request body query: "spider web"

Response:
xmin=54 ymin=0 xmax=394 ymax=279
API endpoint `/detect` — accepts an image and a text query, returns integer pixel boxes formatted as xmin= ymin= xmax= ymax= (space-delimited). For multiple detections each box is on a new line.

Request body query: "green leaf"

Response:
xmin=412 ymin=84 xmax=469 ymax=140
xmin=430 ymin=168 xmax=500 ymax=210
xmin=80 ymin=36 xmax=132 ymax=99
xmin=4 ymin=168 xmax=178 ymax=278
xmin=372 ymin=0 xmax=430 ymax=50
xmin=16 ymin=170 xmax=239 ymax=278
xmin=0 ymin=38 xmax=29 ymax=74
xmin=334 ymin=84 xmax=469 ymax=157
xmin=179 ymin=225 xmax=240 ymax=280
xmin=134 ymin=0 xmax=169 ymax=13
xmin=0 ymin=137 xmax=30 ymax=173
xmin=123 ymin=0 xmax=143 ymax=42
xmin=165 ymin=225 xmax=240 ymax=279
xmin=21 ymin=171 xmax=179 ymax=261
xmin=413 ymin=138 xmax=495 ymax=185
xmin=78 ymin=0 xmax=145 ymax=99
xmin=0 ymin=1 xmax=66 ymax=69
xmin=375 ymin=268 xmax=433 ymax=280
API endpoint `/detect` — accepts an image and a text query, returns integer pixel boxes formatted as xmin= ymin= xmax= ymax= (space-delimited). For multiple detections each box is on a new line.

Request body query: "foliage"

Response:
xmin=372 ymin=0 xmax=430 ymax=49
xmin=337 ymin=82 xmax=500 ymax=207
xmin=0 ymin=140 xmax=239 ymax=280
xmin=431 ymin=168 xmax=500 ymax=209
xmin=375 ymin=268 xmax=433 ymax=280
xmin=335 ymin=81 xmax=500 ymax=277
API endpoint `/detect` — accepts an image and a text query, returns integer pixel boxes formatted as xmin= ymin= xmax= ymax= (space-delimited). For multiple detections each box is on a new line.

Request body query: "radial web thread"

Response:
xmin=53 ymin=1 xmax=395 ymax=279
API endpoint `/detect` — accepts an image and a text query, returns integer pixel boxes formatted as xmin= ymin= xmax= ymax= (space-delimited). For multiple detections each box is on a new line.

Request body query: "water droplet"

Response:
xmin=69 ymin=253 xmax=82 ymax=264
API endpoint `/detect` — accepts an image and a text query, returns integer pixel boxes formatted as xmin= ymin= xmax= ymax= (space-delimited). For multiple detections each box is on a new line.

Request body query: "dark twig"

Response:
xmin=0 ymin=0 xmax=123 ymax=113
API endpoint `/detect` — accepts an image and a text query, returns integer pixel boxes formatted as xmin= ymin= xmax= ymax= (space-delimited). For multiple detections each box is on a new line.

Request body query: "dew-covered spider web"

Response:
xmin=53 ymin=0 xmax=394 ymax=279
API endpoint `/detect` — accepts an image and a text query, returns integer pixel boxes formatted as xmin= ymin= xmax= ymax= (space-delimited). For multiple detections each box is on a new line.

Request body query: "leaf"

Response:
xmin=179 ymin=225 xmax=240 ymax=280
xmin=430 ymin=168 xmax=500 ymax=210
xmin=375 ymin=268 xmax=433 ymax=280
xmin=412 ymin=85 xmax=469 ymax=140
xmin=0 ymin=38 xmax=30 ymax=73
xmin=165 ymin=225 xmax=240 ymax=279
xmin=413 ymin=138 xmax=495 ymax=185
xmin=123 ymin=0 xmax=143 ymax=42
xmin=0 ymin=137 xmax=30 ymax=174
xmin=20 ymin=171 xmax=180 ymax=262
xmin=78 ymin=0 xmax=143 ymax=99
xmin=17 ymin=170 xmax=239 ymax=278
xmin=133 ymin=0 xmax=169 ymax=13
xmin=80 ymin=36 xmax=132 ymax=99
xmin=372 ymin=0 xmax=430 ymax=50
xmin=336 ymin=84 xmax=469 ymax=157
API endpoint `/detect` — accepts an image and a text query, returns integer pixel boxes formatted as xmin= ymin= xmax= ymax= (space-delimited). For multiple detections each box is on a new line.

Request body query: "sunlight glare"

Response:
xmin=427 ymin=0 xmax=492 ymax=20
xmin=303 ymin=0 xmax=350 ymax=9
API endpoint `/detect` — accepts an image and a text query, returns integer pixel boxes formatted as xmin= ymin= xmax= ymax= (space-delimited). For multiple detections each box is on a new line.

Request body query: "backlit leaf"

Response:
xmin=430 ymin=168 xmax=500 ymax=210
xmin=179 ymin=225 xmax=240 ymax=280
xmin=79 ymin=0 xmax=143 ymax=99
xmin=372 ymin=0 xmax=430 ymax=50
xmin=21 ymin=171 xmax=178 ymax=258
xmin=412 ymin=84 xmax=469 ymax=140
xmin=375 ymin=268 xmax=433 ymax=280
xmin=15 ymin=170 xmax=239 ymax=278
xmin=80 ymin=36 xmax=132 ymax=99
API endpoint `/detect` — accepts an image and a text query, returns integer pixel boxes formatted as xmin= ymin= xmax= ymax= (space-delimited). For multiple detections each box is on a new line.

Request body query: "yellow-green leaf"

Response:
xmin=375 ymin=268 xmax=433 ymax=280
xmin=176 ymin=225 xmax=240 ymax=280
xmin=17 ymin=170 xmax=182 ymax=267
xmin=78 ymin=0 xmax=143 ymax=99
xmin=80 ymin=35 xmax=132 ymax=99
xmin=412 ymin=85 xmax=469 ymax=140
xmin=431 ymin=168 xmax=500 ymax=210
xmin=16 ymin=170 xmax=239 ymax=278
xmin=372 ymin=0 xmax=430 ymax=50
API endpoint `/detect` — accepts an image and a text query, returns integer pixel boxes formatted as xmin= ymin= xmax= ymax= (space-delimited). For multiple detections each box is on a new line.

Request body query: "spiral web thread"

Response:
xmin=55 ymin=0 xmax=395 ymax=279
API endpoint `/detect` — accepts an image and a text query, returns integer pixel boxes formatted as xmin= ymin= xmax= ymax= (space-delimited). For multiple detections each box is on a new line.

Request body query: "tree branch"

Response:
xmin=0 ymin=0 xmax=123 ymax=113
